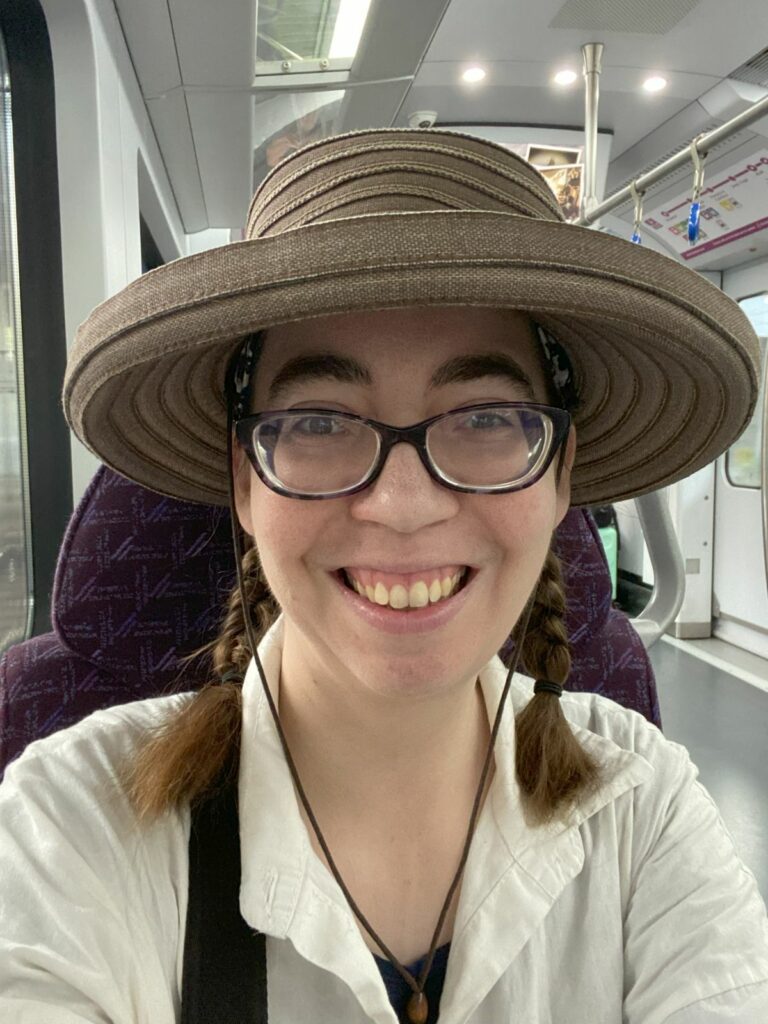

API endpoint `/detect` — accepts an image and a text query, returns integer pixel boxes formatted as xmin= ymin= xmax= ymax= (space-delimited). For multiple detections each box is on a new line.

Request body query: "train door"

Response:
xmin=712 ymin=290 xmax=768 ymax=659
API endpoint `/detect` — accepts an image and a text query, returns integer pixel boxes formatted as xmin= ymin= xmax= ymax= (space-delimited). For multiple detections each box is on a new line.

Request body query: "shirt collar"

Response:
xmin=238 ymin=615 xmax=654 ymax=1023
xmin=477 ymin=655 xmax=654 ymax=858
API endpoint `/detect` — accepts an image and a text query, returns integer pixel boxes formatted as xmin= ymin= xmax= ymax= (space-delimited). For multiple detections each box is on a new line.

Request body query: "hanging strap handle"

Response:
xmin=629 ymin=180 xmax=645 ymax=244
xmin=181 ymin=775 xmax=268 ymax=1023
xmin=687 ymin=135 xmax=707 ymax=244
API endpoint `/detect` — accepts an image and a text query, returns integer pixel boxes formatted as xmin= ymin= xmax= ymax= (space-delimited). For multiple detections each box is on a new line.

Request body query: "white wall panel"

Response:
xmin=41 ymin=0 xmax=201 ymax=504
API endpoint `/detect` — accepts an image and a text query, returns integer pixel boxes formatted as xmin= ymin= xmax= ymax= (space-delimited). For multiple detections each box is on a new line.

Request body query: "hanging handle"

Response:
xmin=687 ymin=137 xmax=707 ymax=244
xmin=629 ymin=180 xmax=644 ymax=244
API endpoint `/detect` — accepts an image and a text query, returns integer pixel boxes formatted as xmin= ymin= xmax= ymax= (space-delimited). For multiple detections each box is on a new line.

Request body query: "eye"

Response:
xmin=465 ymin=411 xmax=512 ymax=430
xmin=290 ymin=414 xmax=345 ymax=436
xmin=453 ymin=409 xmax=523 ymax=433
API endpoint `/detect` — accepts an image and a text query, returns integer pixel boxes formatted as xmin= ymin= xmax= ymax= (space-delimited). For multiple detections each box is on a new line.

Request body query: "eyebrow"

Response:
xmin=267 ymin=354 xmax=372 ymax=402
xmin=266 ymin=350 xmax=536 ymax=402
xmin=429 ymin=353 xmax=536 ymax=399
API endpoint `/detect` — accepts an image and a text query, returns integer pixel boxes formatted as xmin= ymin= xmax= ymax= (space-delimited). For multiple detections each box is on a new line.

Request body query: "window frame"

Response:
xmin=0 ymin=0 xmax=72 ymax=640
xmin=724 ymin=291 xmax=767 ymax=490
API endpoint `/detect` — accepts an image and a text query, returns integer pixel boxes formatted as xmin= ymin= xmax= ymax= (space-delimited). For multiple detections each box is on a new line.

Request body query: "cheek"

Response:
xmin=248 ymin=485 xmax=330 ymax=603
xmin=481 ymin=483 xmax=559 ymax=589
xmin=483 ymin=475 xmax=559 ymax=546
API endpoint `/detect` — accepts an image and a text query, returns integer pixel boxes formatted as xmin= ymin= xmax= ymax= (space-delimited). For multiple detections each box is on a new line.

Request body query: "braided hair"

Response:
xmin=122 ymin=544 xmax=604 ymax=826
xmin=509 ymin=549 xmax=603 ymax=826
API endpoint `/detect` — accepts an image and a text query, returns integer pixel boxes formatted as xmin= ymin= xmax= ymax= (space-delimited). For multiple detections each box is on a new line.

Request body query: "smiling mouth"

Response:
xmin=338 ymin=566 xmax=472 ymax=610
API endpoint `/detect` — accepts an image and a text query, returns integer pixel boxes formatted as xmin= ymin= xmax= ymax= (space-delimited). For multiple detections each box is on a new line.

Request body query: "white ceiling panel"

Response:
xmin=145 ymin=92 xmax=208 ymax=232
xmin=413 ymin=60 xmax=718 ymax=99
xmin=402 ymin=61 xmax=721 ymax=157
xmin=427 ymin=0 xmax=768 ymax=77
xmin=114 ymin=0 xmax=181 ymax=98
xmin=186 ymin=92 xmax=255 ymax=225
xmin=549 ymin=0 xmax=701 ymax=35
xmin=167 ymin=0 xmax=256 ymax=87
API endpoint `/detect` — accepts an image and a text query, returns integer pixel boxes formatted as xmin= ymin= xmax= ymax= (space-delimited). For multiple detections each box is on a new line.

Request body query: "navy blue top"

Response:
xmin=373 ymin=943 xmax=451 ymax=1023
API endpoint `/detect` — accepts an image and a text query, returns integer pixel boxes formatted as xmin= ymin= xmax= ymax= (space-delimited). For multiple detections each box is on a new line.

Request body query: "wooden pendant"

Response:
xmin=406 ymin=990 xmax=429 ymax=1024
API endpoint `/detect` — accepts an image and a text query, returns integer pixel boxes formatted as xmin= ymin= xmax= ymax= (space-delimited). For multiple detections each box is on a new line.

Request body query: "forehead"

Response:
xmin=254 ymin=306 xmax=548 ymax=386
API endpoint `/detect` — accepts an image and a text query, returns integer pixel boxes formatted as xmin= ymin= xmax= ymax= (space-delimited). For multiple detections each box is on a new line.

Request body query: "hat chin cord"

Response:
xmin=226 ymin=399 xmax=536 ymax=1023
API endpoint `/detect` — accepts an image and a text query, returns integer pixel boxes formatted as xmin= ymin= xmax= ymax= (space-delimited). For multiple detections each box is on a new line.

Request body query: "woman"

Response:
xmin=1 ymin=128 xmax=767 ymax=1023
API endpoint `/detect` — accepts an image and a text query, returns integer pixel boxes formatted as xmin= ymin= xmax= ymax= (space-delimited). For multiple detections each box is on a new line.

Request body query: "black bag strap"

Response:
xmin=181 ymin=776 xmax=268 ymax=1023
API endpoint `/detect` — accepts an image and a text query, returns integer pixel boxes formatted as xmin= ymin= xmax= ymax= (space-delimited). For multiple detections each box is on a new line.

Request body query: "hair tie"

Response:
xmin=219 ymin=668 xmax=244 ymax=685
xmin=533 ymin=679 xmax=563 ymax=698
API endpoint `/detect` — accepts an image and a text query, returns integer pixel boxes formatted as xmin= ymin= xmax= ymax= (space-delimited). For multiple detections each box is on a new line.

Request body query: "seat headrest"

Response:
xmin=554 ymin=507 xmax=613 ymax=643
xmin=52 ymin=466 xmax=236 ymax=688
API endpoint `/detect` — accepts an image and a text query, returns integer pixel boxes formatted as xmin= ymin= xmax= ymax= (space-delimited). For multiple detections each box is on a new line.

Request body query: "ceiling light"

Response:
xmin=328 ymin=0 xmax=373 ymax=59
xmin=462 ymin=67 xmax=487 ymax=83
xmin=553 ymin=69 xmax=578 ymax=86
xmin=643 ymin=75 xmax=667 ymax=93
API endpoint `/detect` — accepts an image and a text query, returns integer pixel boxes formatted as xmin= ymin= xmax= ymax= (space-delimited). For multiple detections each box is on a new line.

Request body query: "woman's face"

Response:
xmin=234 ymin=306 xmax=575 ymax=699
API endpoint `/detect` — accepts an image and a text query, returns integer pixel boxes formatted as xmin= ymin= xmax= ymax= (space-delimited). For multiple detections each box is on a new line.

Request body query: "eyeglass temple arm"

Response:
xmin=629 ymin=489 xmax=686 ymax=649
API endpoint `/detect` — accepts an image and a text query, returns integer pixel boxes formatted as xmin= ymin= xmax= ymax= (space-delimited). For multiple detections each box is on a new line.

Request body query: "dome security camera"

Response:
xmin=408 ymin=111 xmax=438 ymax=129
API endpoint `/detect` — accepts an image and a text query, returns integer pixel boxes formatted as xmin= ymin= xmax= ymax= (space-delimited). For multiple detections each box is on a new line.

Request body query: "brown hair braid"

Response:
xmin=509 ymin=548 xmax=605 ymax=827
xmin=123 ymin=545 xmax=603 ymax=828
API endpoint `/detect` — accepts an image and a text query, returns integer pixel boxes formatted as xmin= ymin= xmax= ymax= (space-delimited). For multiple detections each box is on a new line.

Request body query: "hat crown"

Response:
xmin=246 ymin=128 xmax=564 ymax=239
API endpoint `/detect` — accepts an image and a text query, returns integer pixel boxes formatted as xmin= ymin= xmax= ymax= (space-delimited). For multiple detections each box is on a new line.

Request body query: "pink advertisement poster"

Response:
xmin=641 ymin=151 xmax=768 ymax=261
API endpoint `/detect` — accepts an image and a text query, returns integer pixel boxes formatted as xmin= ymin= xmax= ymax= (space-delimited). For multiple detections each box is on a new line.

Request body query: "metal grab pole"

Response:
xmin=581 ymin=43 xmax=604 ymax=220
xmin=577 ymin=40 xmax=687 ymax=645
xmin=631 ymin=491 xmax=687 ymax=648
xmin=577 ymin=92 xmax=768 ymax=226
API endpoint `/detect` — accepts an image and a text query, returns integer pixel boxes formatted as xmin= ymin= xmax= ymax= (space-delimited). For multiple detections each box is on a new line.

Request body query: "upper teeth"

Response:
xmin=347 ymin=570 xmax=466 ymax=609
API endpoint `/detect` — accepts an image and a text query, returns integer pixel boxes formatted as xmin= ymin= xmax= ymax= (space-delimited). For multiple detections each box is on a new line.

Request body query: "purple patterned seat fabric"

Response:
xmin=552 ymin=512 xmax=661 ymax=727
xmin=0 ymin=467 xmax=660 ymax=778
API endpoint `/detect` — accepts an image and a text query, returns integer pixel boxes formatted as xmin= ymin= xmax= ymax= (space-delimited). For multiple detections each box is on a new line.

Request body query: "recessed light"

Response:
xmin=643 ymin=75 xmax=667 ymax=93
xmin=462 ymin=67 xmax=486 ymax=83
xmin=553 ymin=69 xmax=578 ymax=86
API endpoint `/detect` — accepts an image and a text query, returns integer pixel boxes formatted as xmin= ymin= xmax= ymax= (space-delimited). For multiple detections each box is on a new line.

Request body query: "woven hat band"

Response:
xmin=247 ymin=131 xmax=563 ymax=238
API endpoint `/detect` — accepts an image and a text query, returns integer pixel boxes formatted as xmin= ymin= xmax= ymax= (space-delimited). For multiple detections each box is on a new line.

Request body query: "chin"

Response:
xmin=336 ymin=639 xmax=494 ymax=700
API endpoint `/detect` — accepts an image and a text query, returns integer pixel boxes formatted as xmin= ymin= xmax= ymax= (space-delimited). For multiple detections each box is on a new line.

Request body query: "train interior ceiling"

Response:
xmin=0 ymin=0 xmax=767 ymax=892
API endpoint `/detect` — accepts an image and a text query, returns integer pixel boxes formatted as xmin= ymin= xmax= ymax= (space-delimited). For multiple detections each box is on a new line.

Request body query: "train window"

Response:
xmin=255 ymin=0 xmax=372 ymax=74
xmin=0 ymin=26 xmax=32 ymax=650
xmin=725 ymin=293 xmax=767 ymax=489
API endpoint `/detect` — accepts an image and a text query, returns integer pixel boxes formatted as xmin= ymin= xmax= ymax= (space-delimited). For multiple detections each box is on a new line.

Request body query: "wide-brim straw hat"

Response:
xmin=64 ymin=128 xmax=760 ymax=508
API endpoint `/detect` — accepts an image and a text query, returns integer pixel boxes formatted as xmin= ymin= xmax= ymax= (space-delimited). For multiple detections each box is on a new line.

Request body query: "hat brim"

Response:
xmin=64 ymin=209 xmax=760 ymax=507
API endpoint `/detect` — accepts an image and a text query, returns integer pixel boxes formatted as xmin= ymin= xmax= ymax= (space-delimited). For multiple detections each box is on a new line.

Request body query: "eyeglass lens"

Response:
xmin=252 ymin=406 xmax=554 ymax=495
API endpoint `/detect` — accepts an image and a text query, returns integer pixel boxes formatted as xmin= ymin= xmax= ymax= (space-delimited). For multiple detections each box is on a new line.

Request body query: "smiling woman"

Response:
xmin=231 ymin=309 xmax=575 ymax=711
xmin=1 ymin=128 xmax=768 ymax=1024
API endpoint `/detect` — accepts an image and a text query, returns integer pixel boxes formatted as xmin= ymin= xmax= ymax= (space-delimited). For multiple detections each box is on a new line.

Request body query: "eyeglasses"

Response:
xmin=235 ymin=402 xmax=571 ymax=500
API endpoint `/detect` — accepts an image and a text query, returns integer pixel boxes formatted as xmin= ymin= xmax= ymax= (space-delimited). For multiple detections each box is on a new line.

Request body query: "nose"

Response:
xmin=349 ymin=441 xmax=460 ymax=532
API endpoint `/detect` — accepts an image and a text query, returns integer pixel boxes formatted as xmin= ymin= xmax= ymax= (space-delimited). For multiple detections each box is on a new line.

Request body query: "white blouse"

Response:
xmin=1 ymin=616 xmax=767 ymax=1023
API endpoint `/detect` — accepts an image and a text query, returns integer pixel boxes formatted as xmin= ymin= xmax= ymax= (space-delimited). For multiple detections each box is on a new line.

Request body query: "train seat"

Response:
xmin=0 ymin=466 xmax=660 ymax=778
xmin=552 ymin=512 xmax=661 ymax=726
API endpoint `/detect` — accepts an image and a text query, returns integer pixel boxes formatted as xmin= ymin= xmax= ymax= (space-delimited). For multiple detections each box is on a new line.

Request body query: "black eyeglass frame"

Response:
xmin=234 ymin=402 xmax=572 ymax=500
